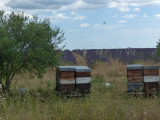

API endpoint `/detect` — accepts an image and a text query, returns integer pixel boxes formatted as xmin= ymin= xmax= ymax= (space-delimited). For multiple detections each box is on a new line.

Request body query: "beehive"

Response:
xmin=56 ymin=66 xmax=76 ymax=94
xmin=127 ymin=64 xmax=143 ymax=94
xmin=143 ymin=66 xmax=159 ymax=94
xmin=75 ymin=66 xmax=91 ymax=94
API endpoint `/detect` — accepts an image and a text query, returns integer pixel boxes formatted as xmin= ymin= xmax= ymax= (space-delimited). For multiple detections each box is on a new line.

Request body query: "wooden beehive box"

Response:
xmin=127 ymin=64 xmax=143 ymax=94
xmin=127 ymin=64 xmax=143 ymax=83
xmin=143 ymin=66 xmax=159 ymax=94
xmin=56 ymin=66 xmax=76 ymax=94
xmin=75 ymin=66 xmax=91 ymax=94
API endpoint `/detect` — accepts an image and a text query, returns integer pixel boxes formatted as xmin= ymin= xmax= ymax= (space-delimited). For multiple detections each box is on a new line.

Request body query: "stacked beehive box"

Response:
xmin=143 ymin=66 xmax=159 ymax=94
xmin=75 ymin=66 xmax=91 ymax=94
xmin=127 ymin=65 xmax=143 ymax=94
xmin=56 ymin=66 xmax=91 ymax=96
xmin=56 ymin=66 xmax=76 ymax=94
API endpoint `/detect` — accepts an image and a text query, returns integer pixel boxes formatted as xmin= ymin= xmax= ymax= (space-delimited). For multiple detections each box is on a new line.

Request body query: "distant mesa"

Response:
xmin=61 ymin=50 xmax=77 ymax=65
xmin=61 ymin=48 xmax=158 ymax=66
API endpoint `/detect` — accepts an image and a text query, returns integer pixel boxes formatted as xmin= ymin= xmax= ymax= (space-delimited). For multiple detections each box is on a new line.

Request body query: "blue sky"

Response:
xmin=1 ymin=0 xmax=160 ymax=50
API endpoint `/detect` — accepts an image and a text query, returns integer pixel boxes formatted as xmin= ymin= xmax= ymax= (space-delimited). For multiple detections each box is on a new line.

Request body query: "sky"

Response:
xmin=1 ymin=0 xmax=160 ymax=50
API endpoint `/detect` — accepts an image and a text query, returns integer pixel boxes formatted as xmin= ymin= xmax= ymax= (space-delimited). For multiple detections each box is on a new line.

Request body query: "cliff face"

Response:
xmin=61 ymin=50 xmax=77 ymax=64
xmin=62 ymin=48 xmax=158 ymax=65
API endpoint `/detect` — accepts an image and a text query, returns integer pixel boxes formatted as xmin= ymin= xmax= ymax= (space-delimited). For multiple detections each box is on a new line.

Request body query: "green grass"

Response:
xmin=0 ymin=60 xmax=160 ymax=120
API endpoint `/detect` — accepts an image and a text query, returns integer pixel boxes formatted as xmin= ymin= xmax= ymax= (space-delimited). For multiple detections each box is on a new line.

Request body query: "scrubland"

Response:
xmin=0 ymin=53 xmax=160 ymax=120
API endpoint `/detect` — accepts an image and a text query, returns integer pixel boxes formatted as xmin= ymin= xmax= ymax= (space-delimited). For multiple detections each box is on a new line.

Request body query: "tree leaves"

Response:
xmin=0 ymin=10 xmax=65 ymax=92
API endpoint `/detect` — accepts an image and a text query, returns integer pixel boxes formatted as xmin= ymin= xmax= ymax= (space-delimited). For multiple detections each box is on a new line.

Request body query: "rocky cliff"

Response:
xmin=62 ymin=48 xmax=158 ymax=66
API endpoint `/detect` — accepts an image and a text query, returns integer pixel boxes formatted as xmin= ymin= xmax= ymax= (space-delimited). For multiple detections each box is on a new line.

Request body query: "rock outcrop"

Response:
xmin=61 ymin=48 xmax=158 ymax=65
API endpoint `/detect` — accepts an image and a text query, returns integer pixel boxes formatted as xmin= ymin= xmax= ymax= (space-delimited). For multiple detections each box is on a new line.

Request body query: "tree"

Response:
xmin=157 ymin=39 xmax=160 ymax=56
xmin=0 ymin=10 xmax=65 ymax=92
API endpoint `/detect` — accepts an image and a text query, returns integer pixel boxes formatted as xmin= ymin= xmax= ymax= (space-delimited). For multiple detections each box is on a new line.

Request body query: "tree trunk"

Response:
xmin=2 ymin=84 xmax=6 ymax=93
xmin=2 ymin=74 xmax=15 ymax=93
xmin=6 ymin=79 xmax=11 ymax=93
xmin=2 ymin=80 xmax=11 ymax=93
xmin=0 ymin=78 xmax=2 ymax=93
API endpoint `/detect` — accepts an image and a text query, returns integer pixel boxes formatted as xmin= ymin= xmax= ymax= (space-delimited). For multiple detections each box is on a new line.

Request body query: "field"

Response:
xmin=0 ymin=54 xmax=160 ymax=120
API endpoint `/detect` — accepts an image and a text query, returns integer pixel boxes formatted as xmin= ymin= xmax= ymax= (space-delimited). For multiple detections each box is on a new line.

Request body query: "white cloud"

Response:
xmin=60 ymin=0 xmax=104 ymax=11
xmin=130 ymin=3 xmax=139 ymax=7
xmin=23 ymin=13 xmax=33 ymax=19
xmin=119 ymin=7 xmax=130 ymax=12
xmin=122 ymin=14 xmax=136 ymax=18
xmin=118 ymin=20 xmax=127 ymax=24
xmin=108 ymin=1 xmax=130 ymax=12
xmin=93 ymin=24 xmax=100 ymax=27
xmin=107 ymin=0 xmax=160 ymax=12
xmin=50 ymin=12 xmax=85 ymax=22
xmin=109 ymin=0 xmax=160 ymax=8
xmin=71 ymin=12 xmax=76 ymax=15
xmin=142 ymin=13 xmax=149 ymax=18
xmin=133 ymin=8 xmax=140 ymax=12
xmin=60 ymin=0 xmax=86 ymax=10
xmin=71 ymin=12 xmax=86 ymax=21
xmin=80 ymin=23 xmax=90 ymax=27
xmin=0 ymin=0 xmax=10 ymax=10
xmin=4 ymin=0 xmax=160 ymax=12
xmin=73 ymin=15 xmax=85 ymax=20
xmin=155 ymin=14 xmax=160 ymax=18
xmin=52 ymin=13 xmax=69 ymax=20
xmin=108 ymin=2 xmax=118 ymax=8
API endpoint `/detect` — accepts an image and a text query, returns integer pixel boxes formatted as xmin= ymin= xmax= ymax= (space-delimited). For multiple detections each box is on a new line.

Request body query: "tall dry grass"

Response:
xmin=0 ymin=54 xmax=160 ymax=120
xmin=72 ymin=52 xmax=88 ymax=66
xmin=92 ymin=59 xmax=127 ymax=77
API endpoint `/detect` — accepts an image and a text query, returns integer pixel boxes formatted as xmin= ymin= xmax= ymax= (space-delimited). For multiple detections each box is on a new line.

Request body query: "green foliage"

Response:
xmin=156 ymin=39 xmax=160 ymax=56
xmin=0 ymin=10 xmax=65 ymax=92
xmin=157 ymin=39 xmax=160 ymax=57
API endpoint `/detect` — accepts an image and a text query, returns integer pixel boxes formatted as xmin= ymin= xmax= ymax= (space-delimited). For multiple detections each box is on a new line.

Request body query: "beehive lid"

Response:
xmin=56 ymin=66 xmax=76 ymax=71
xmin=127 ymin=64 xmax=143 ymax=70
xmin=143 ymin=65 xmax=159 ymax=70
xmin=75 ymin=66 xmax=91 ymax=72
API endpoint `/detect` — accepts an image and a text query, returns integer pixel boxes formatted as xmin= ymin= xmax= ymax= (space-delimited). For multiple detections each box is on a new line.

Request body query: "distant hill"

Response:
xmin=61 ymin=48 xmax=158 ymax=66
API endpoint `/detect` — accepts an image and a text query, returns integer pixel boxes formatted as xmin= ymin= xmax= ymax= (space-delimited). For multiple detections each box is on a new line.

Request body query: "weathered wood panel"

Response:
xmin=127 ymin=77 xmax=143 ymax=83
xmin=60 ymin=78 xmax=75 ymax=80
xmin=127 ymin=70 xmax=143 ymax=77
xmin=144 ymin=69 xmax=159 ymax=76
xmin=60 ymin=71 xmax=75 ymax=78
xmin=76 ymin=84 xmax=91 ymax=94
xmin=60 ymin=84 xmax=75 ymax=94
xmin=144 ymin=82 xmax=159 ymax=93
xmin=76 ymin=72 xmax=91 ymax=77
xmin=144 ymin=76 xmax=159 ymax=82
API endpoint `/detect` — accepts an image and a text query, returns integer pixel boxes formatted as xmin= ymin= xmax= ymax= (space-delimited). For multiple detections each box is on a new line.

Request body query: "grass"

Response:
xmin=0 ymin=55 xmax=160 ymax=120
